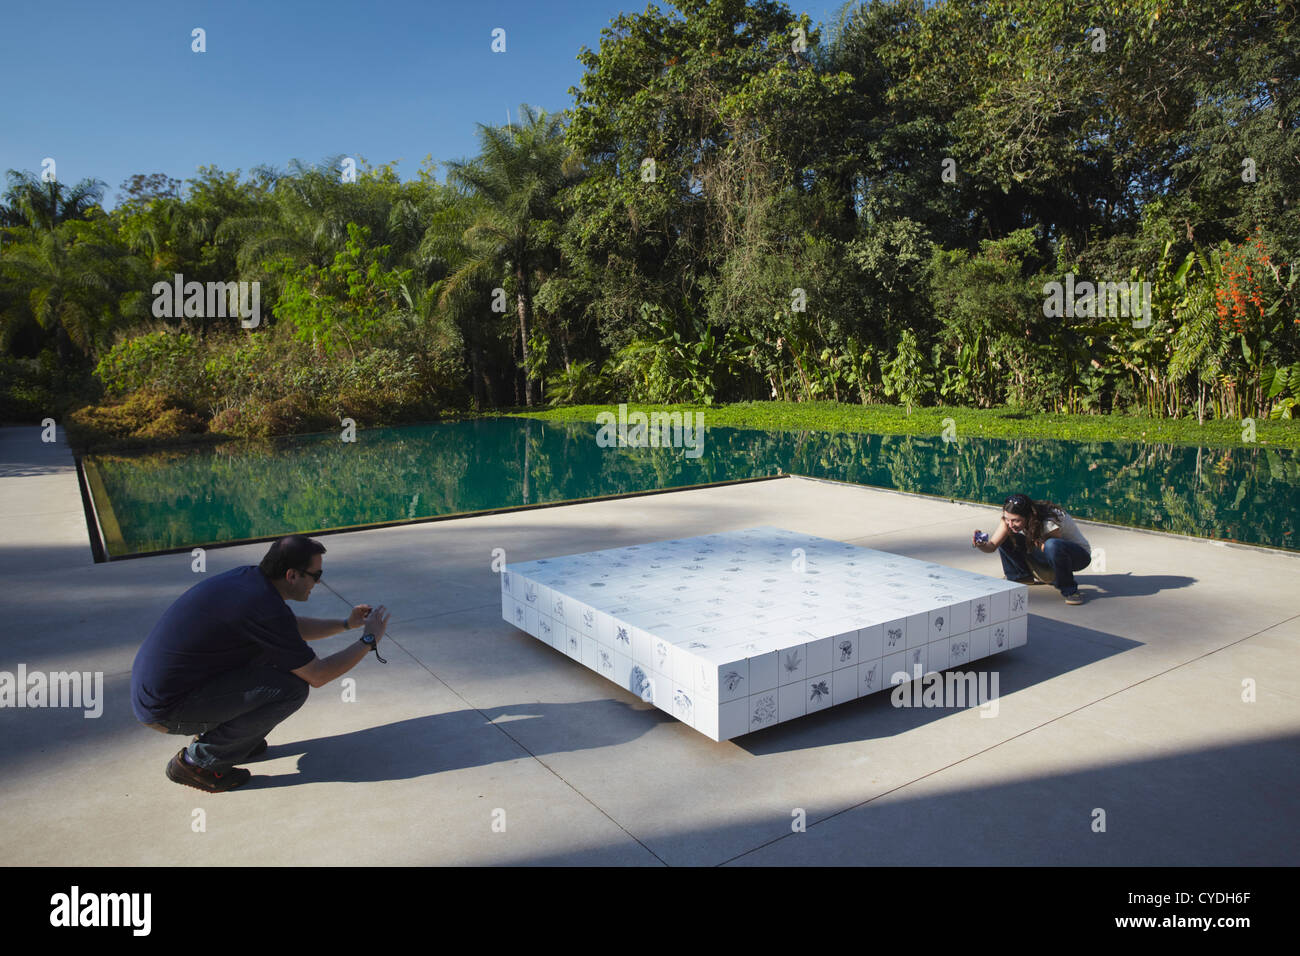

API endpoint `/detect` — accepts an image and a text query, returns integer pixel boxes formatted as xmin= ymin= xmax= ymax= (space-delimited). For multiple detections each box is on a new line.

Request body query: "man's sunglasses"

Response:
xmin=295 ymin=567 xmax=322 ymax=582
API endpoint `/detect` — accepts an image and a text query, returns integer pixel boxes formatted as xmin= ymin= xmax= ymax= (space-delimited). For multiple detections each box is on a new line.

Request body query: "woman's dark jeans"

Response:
xmin=999 ymin=534 xmax=1091 ymax=595
xmin=152 ymin=664 xmax=309 ymax=772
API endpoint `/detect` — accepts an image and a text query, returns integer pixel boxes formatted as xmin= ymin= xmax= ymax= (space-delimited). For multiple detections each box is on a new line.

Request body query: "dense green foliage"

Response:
xmin=2 ymin=0 xmax=1297 ymax=448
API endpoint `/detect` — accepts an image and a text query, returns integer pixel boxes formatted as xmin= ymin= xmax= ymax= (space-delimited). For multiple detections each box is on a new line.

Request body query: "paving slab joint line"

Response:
xmin=381 ymin=599 xmax=502 ymax=628
xmin=317 ymin=580 xmax=668 ymax=866
xmin=715 ymin=609 xmax=1300 ymax=866
xmin=841 ymin=516 xmax=977 ymax=544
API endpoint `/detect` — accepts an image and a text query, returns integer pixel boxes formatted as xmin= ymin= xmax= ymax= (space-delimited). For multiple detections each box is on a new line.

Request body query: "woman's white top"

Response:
xmin=1043 ymin=508 xmax=1090 ymax=551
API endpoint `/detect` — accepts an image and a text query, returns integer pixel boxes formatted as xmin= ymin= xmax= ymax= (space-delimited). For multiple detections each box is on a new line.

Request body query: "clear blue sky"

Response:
xmin=0 ymin=0 xmax=849 ymax=209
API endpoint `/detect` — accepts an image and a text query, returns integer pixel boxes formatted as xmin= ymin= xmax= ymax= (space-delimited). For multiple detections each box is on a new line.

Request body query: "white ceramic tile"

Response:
xmin=905 ymin=612 xmax=930 ymax=649
xmin=537 ymin=614 xmax=556 ymax=649
xmin=523 ymin=579 xmax=547 ymax=613
xmin=563 ymin=626 xmax=582 ymax=661
xmin=650 ymin=635 xmax=673 ymax=675
xmin=714 ymin=659 xmax=749 ymax=704
xmin=591 ymin=609 xmax=613 ymax=646
xmin=806 ymin=673 xmax=833 ymax=713
xmin=614 ymin=650 xmax=633 ymax=692
xmin=805 ymin=637 xmax=833 ymax=676
xmin=947 ymin=599 xmax=971 ymax=635
xmin=695 ymin=703 xmax=720 ymax=740
xmin=904 ymin=643 xmax=928 ymax=679
xmin=631 ymin=626 xmax=653 ymax=668
xmin=989 ymin=621 xmax=1010 ymax=653
xmin=858 ymin=622 xmax=884 ymax=660
xmin=1009 ymin=615 xmax=1028 ymax=648
xmin=747 ymin=651 xmax=778 ymax=693
xmin=831 ymin=628 xmax=858 ymax=669
xmin=989 ymin=589 xmax=1009 ymax=623
xmin=581 ymin=633 xmax=599 ymax=671
xmin=612 ymin=619 xmax=634 ymax=653
xmin=927 ymin=606 xmax=951 ymax=642
xmin=549 ymin=591 xmax=569 ymax=624
xmin=671 ymin=683 xmax=696 ymax=725
xmin=883 ymin=619 xmax=907 ymax=655
xmin=637 ymin=668 xmax=664 ymax=708
xmin=883 ymin=650 xmax=909 ymax=687
xmin=523 ymin=606 xmax=539 ymax=638
xmin=832 ymin=664 xmax=859 ymax=706
xmin=748 ymin=691 xmax=779 ymax=731
xmin=778 ymin=681 xmax=807 ymax=722
xmin=777 ymin=644 xmax=807 ymax=686
xmin=859 ymin=658 xmax=883 ymax=696
xmin=947 ymin=634 xmax=971 ymax=667
xmin=968 ymin=624 xmax=991 ymax=661
xmin=591 ymin=643 xmax=614 ymax=681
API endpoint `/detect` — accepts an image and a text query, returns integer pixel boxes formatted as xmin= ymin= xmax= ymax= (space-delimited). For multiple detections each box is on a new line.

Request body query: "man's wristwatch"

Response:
xmin=360 ymin=632 xmax=386 ymax=663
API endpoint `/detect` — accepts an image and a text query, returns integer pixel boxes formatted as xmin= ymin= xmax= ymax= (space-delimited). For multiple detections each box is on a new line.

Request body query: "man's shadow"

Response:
xmin=240 ymin=697 xmax=667 ymax=788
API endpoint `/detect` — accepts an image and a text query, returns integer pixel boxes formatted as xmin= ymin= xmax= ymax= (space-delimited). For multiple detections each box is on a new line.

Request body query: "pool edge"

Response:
xmin=79 ymin=456 xmax=126 ymax=561
xmin=96 ymin=472 xmax=792 ymax=561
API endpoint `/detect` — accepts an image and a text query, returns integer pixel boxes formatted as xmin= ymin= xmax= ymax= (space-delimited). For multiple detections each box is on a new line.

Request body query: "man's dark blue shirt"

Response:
xmin=131 ymin=566 xmax=314 ymax=722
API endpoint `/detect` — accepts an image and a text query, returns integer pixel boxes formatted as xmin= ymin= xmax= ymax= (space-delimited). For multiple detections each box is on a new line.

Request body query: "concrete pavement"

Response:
xmin=0 ymin=426 xmax=1296 ymax=865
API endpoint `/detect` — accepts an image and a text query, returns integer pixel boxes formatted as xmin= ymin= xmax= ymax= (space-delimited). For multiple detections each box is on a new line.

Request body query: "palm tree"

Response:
xmin=218 ymin=158 xmax=387 ymax=278
xmin=1 ymin=220 xmax=125 ymax=359
xmin=442 ymin=105 xmax=583 ymax=406
xmin=1 ymin=170 xmax=107 ymax=235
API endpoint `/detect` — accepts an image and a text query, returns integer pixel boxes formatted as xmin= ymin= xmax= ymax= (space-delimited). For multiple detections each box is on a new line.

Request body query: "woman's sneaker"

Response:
xmin=165 ymin=750 xmax=251 ymax=792
xmin=1063 ymin=590 xmax=1085 ymax=605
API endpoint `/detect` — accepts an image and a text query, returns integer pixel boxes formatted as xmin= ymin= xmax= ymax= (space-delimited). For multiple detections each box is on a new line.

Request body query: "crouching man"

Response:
xmin=131 ymin=534 xmax=390 ymax=792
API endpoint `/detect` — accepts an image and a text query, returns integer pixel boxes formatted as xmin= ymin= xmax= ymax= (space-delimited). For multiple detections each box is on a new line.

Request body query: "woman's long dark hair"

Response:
xmin=1003 ymin=493 xmax=1063 ymax=546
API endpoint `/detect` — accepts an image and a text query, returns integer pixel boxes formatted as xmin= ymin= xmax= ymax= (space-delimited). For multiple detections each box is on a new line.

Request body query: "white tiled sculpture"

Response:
xmin=501 ymin=526 xmax=1028 ymax=741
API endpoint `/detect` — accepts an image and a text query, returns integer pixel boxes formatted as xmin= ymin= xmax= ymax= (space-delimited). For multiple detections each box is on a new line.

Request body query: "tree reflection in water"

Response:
xmin=88 ymin=418 xmax=1300 ymax=556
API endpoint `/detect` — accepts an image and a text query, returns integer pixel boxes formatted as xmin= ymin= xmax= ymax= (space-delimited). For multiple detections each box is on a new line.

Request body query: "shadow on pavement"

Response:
xmin=241 ymin=697 xmax=670 ymax=788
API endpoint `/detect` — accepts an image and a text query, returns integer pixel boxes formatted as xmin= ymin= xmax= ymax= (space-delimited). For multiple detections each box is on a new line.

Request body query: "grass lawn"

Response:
xmin=512 ymin=401 xmax=1300 ymax=450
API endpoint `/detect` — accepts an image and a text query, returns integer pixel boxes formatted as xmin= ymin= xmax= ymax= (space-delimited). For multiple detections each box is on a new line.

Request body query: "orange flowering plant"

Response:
xmin=1208 ymin=230 xmax=1298 ymax=418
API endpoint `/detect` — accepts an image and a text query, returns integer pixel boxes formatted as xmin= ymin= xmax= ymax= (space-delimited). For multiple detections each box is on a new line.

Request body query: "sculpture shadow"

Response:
xmin=735 ymin=614 xmax=1142 ymax=756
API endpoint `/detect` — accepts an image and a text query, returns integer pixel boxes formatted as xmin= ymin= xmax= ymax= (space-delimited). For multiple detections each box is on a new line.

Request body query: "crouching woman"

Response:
xmin=974 ymin=493 xmax=1091 ymax=605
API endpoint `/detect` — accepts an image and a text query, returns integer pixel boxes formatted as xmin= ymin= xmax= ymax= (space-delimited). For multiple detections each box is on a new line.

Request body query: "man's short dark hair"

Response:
xmin=259 ymin=535 xmax=326 ymax=581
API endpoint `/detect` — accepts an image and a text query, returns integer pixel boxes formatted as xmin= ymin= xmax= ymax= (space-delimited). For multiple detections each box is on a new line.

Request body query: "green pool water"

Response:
xmin=83 ymin=417 xmax=1300 ymax=558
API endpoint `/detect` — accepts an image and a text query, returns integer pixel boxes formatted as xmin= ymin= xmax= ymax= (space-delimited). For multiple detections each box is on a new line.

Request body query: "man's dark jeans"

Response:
xmin=151 ymin=664 xmax=309 ymax=772
xmin=999 ymin=534 xmax=1091 ymax=595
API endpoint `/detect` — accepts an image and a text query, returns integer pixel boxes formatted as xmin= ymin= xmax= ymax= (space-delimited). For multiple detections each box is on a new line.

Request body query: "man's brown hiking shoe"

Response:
xmin=166 ymin=749 xmax=251 ymax=792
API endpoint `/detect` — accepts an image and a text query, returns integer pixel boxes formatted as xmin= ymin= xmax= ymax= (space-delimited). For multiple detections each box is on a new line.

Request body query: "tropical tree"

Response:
xmin=1 ymin=170 xmax=108 ymax=236
xmin=442 ymin=104 xmax=581 ymax=406
xmin=0 ymin=217 xmax=128 ymax=359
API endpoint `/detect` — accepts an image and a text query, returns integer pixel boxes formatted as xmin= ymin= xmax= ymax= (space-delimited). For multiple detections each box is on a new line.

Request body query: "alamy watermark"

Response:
xmin=890 ymin=664 xmax=1000 ymax=717
xmin=152 ymin=273 xmax=260 ymax=328
xmin=596 ymin=404 xmax=704 ymax=458
xmin=50 ymin=886 xmax=150 ymax=935
xmin=0 ymin=665 xmax=103 ymax=717
xmin=1042 ymin=273 xmax=1151 ymax=328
